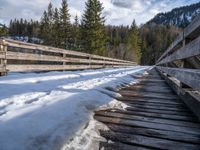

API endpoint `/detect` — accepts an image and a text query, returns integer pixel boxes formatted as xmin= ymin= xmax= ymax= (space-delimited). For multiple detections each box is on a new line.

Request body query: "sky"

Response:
xmin=0 ymin=0 xmax=199 ymax=26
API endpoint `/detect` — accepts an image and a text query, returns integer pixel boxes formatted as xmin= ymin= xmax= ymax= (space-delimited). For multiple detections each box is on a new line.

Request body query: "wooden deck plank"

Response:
xmin=94 ymin=68 xmax=200 ymax=149
xmin=106 ymin=124 xmax=200 ymax=144
xmin=94 ymin=116 xmax=200 ymax=135
xmin=126 ymin=107 xmax=193 ymax=116
xmin=100 ymin=131 xmax=200 ymax=150
xmin=99 ymin=142 xmax=153 ymax=150
xmin=95 ymin=111 xmax=200 ymax=128
xmin=117 ymin=97 xmax=183 ymax=105
xmin=104 ymin=109 xmax=198 ymax=122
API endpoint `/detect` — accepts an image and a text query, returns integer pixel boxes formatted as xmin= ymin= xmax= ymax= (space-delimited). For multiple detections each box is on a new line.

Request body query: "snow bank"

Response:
xmin=0 ymin=66 xmax=149 ymax=150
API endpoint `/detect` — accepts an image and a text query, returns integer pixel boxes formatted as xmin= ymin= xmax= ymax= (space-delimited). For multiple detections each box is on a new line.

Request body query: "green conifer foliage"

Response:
xmin=81 ymin=0 xmax=106 ymax=56
xmin=59 ymin=0 xmax=71 ymax=49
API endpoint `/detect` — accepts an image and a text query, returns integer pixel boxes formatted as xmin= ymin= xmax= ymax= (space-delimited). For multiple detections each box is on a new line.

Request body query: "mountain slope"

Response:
xmin=147 ymin=2 xmax=200 ymax=28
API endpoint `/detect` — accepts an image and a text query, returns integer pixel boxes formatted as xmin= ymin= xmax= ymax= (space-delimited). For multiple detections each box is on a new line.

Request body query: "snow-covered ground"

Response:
xmin=0 ymin=66 xmax=149 ymax=150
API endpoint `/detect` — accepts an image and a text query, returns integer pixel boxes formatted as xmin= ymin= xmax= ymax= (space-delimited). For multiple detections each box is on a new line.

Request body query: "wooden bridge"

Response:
xmin=0 ymin=15 xmax=200 ymax=150
xmin=0 ymin=38 xmax=135 ymax=76
xmin=94 ymin=15 xmax=200 ymax=149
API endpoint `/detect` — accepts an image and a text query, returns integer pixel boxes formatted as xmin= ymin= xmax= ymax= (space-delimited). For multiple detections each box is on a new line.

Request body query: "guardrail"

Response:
xmin=156 ymin=14 xmax=200 ymax=119
xmin=0 ymin=38 xmax=136 ymax=75
xmin=156 ymin=14 xmax=200 ymax=90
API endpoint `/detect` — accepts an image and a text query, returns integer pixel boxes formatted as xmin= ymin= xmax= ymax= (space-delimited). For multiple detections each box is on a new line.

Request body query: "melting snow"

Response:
xmin=0 ymin=66 xmax=149 ymax=150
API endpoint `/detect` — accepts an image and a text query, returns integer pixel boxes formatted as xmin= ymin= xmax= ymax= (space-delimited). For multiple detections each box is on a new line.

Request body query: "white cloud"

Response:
xmin=0 ymin=0 xmax=199 ymax=26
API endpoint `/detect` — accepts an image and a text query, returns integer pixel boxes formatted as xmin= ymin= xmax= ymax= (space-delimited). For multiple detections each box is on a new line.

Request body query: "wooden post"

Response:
xmin=0 ymin=39 xmax=7 ymax=76
xmin=103 ymin=58 xmax=106 ymax=68
xmin=63 ymin=53 xmax=66 ymax=71
xmin=180 ymin=35 xmax=190 ymax=88
xmin=89 ymin=55 xmax=92 ymax=68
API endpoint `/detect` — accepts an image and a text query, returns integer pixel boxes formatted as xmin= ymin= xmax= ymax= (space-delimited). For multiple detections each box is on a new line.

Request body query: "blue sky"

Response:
xmin=0 ymin=0 xmax=199 ymax=26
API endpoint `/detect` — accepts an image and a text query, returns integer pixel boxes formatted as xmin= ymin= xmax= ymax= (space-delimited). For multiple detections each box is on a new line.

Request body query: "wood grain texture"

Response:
xmin=94 ymin=68 xmax=200 ymax=150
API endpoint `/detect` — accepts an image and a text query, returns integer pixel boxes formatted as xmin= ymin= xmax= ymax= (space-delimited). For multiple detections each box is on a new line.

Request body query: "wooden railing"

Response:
xmin=156 ymin=14 xmax=200 ymax=119
xmin=156 ymin=14 xmax=200 ymax=91
xmin=0 ymin=38 xmax=136 ymax=75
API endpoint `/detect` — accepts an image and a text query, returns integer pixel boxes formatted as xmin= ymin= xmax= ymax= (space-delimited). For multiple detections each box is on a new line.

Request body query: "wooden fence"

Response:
xmin=0 ymin=38 xmax=136 ymax=75
xmin=156 ymin=14 xmax=200 ymax=91
xmin=156 ymin=14 xmax=200 ymax=119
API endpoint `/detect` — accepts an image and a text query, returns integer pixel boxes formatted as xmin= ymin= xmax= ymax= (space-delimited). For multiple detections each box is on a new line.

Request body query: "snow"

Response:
xmin=0 ymin=66 xmax=149 ymax=150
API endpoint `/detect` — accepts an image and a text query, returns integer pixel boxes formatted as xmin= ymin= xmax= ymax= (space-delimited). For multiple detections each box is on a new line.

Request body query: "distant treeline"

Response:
xmin=0 ymin=0 xmax=181 ymax=65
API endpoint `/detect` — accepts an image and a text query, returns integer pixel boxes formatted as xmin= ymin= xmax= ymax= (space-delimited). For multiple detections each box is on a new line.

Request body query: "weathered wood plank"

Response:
xmin=123 ymin=100 xmax=185 ymax=109
xmin=126 ymin=103 xmax=188 ymax=112
xmin=157 ymin=67 xmax=200 ymax=91
xmin=104 ymin=109 xmax=198 ymax=122
xmin=116 ymin=97 xmax=182 ymax=105
xmin=107 ymin=124 xmax=200 ymax=144
xmin=6 ymin=51 xmax=128 ymax=65
xmin=0 ymin=53 xmax=4 ymax=59
xmin=126 ymin=106 xmax=193 ymax=116
xmin=100 ymin=130 xmax=200 ymax=150
xmin=158 ymin=36 xmax=200 ymax=65
xmin=157 ymin=68 xmax=200 ymax=121
xmin=99 ymin=142 xmax=152 ymax=150
xmin=119 ymin=92 xmax=179 ymax=100
xmin=94 ymin=116 xmax=200 ymax=134
xmin=184 ymin=14 xmax=200 ymax=38
xmin=95 ymin=110 xmax=200 ymax=128
xmin=157 ymin=33 xmax=183 ymax=63
xmin=4 ymin=38 xmax=134 ymax=64
xmin=6 ymin=64 xmax=104 ymax=72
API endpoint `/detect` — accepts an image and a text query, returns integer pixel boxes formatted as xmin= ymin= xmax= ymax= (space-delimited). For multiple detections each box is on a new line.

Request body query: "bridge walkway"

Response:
xmin=94 ymin=68 xmax=200 ymax=150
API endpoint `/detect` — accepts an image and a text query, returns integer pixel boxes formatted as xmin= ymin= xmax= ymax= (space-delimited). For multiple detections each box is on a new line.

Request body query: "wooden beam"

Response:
xmin=6 ymin=65 xmax=104 ymax=72
xmin=184 ymin=14 xmax=200 ymax=39
xmin=6 ymin=51 xmax=132 ymax=66
xmin=157 ymin=67 xmax=200 ymax=91
xmin=157 ymin=14 xmax=200 ymax=64
xmin=158 ymin=36 xmax=200 ymax=65
xmin=157 ymin=33 xmax=183 ymax=63
xmin=4 ymin=38 xmax=134 ymax=64
xmin=157 ymin=68 xmax=200 ymax=120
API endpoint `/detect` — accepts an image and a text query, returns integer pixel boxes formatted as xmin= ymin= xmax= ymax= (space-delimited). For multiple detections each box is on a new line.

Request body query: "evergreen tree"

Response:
xmin=40 ymin=3 xmax=54 ymax=45
xmin=81 ymin=0 xmax=106 ymax=55
xmin=126 ymin=20 xmax=141 ymax=63
xmin=0 ymin=24 xmax=8 ymax=37
xmin=59 ymin=0 xmax=71 ymax=49
xmin=71 ymin=15 xmax=80 ymax=50
xmin=40 ymin=10 xmax=50 ymax=44
xmin=52 ymin=8 xmax=61 ymax=47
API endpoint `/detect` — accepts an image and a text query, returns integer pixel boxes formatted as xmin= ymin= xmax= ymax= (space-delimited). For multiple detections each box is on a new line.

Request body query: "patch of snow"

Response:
xmin=0 ymin=66 xmax=149 ymax=150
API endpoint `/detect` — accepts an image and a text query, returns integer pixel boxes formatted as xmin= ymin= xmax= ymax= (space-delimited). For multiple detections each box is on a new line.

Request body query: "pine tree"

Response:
xmin=81 ymin=0 xmax=106 ymax=55
xmin=59 ymin=0 xmax=71 ymax=49
xmin=126 ymin=20 xmax=141 ymax=63
xmin=40 ymin=3 xmax=54 ymax=45
xmin=71 ymin=15 xmax=80 ymax=50
xmin=40 ymin=10 xmax=50 ymax=44
xmin=52 ymin=8 xmax=61 ymax=47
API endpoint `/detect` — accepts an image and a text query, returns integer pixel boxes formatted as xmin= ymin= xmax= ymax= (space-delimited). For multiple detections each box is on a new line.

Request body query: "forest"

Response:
xmin=0 ymin=0 xmax=181 ymax=65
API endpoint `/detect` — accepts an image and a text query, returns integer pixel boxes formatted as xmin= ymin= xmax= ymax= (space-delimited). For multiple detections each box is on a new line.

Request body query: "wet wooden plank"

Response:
xmin=117 ymin=97 xmax=182 ymax=105
xmin=119 ymin=91 xmax=179 ymax=100
xmin=126 ymin=106 xmax=192 ymax=116
xmin=95 ymin=111 xmax=200 ymax=128
xmin=106 ymin=124 xmax=200 ymax=144
xmin=105 ymin=109 xmax=198 ymax=122
xmin=121 ymin=101 xmax=186 ymax=109
xmin=94 ymin=116 xmax=200 ymax=135
xmin=100 ymin=130 xmax=200 ymax=150
xmin=126 ymin=103 xmax=189 ymax=112
xmin=95 ymin=68 xmax=200 ymax=149
xmin=99 ymin=142 xmax=152 ymax=150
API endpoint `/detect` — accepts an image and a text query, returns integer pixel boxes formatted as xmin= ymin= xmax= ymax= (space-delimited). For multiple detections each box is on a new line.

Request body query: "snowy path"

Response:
xmin=0 ymin=66 xmax=149 ymax=150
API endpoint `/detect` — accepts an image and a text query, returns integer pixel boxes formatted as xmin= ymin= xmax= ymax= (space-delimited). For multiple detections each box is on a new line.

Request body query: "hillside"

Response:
xmin=147 ymin=2 xmax=200 ymax=28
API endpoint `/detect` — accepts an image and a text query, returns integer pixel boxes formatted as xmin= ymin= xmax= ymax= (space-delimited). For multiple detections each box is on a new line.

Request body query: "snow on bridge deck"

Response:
xmin=0 ymin=66 xmax=148 ymax=150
